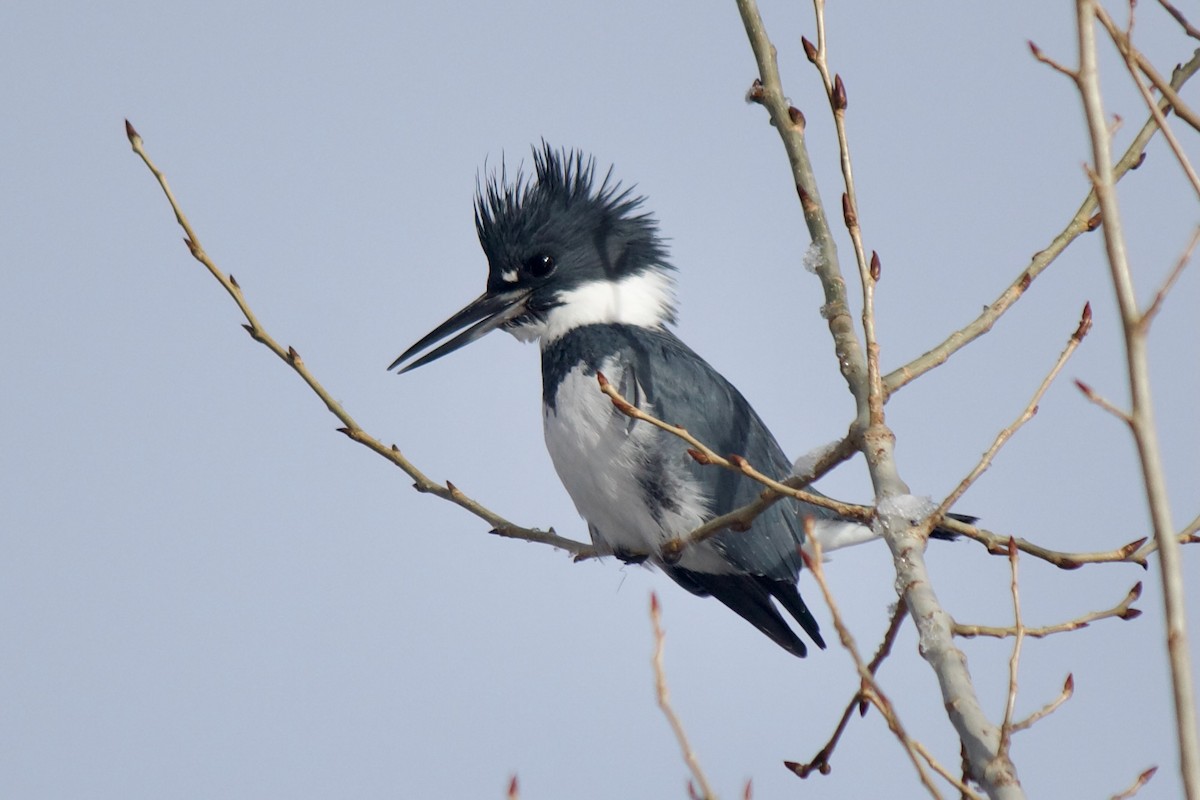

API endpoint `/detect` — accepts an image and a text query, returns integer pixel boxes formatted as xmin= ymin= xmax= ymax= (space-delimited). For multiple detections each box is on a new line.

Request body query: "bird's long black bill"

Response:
xmin=388 ymin=290 xmax=530 ymax=374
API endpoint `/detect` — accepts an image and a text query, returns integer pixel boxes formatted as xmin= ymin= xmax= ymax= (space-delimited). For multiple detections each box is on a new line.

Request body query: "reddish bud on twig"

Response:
xmin=1086 ymin=212 xmax=1102 ymax=231
xmin=832 ymin=75 xmax=847 ymax=111
xmin=1122 ymin=538 xmax=1149 ymax=557
xmin=788 ymin=106 xmax=806 ymax=129
xmin=596 ymin=371 xmax=609 ymax=388
xmin=241 ymin=323 xmax=255 ymax=337
xmin=687 ymin=448 xmax=711 ymax=465
xmin=124 ymin=119 xmax=141 ymax=144
xmin=1131 ymin=151 xmax=1147 ymax=170
xmin=1063 ymin=673 xmax=1075 ymax=694
xmin=802 ymin=36 xmax=818 ymax=63
xmin=1073 ymin=302 xmax=1093 ymax=341
xmin=507 ymin=775 xmax=519 ymax=800
xmin=743 ymin=779 xmax=753 ymax=800
xmin=1028 ymin=40 xmax=1043 ymax=59
xmin=650 ymin=591 xmax=660 ymax=614
xmin=687 ymin=780 xmax=701 ymax=800
xmin=287 ymin=346 xmax=300 ymax=363
xmin=229 ymin=274 xmax=240 ymax=289
xmin=869 ymin=251 xmax=881 ymax=282
xmin=841 ymin=193 xmax=857 ymax=229
xmin=335 ymin=427 xmax=352 ymax=437
xmin=1074 ymin=378 xmax=1095 ymax=399
xmin=746 ymin=78 xmax=765 ymax=105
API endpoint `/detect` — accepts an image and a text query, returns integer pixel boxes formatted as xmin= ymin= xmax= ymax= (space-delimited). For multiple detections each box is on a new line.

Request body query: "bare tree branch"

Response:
xmin=955 ymin=582 xmax=1143 ymax=639
xmin=1111 ymin=765 xmax=1159 ymax=800
xmin=800 ymin=534 xmax=974 ymax=799
xmin=649 ymin=594 xmax=716 ymax=800
xmin=1157 ymin=0 xmax=1200 ymax=41
xmin=1094 ymin=8 xmax=1200 ymax=198
xmin=124 ymin=120 xmax=594 ymax=561
xmin=1074 ymin=3 xmax=1199 ymax=794
xmin=999 ymin=540 xmax=1025 ymax=756
xmin=884 ymin=49 xmax=1200 ymax=397
xmin=932 ymin=303 xmax=1092 ymax=525
xmin=1011 ymin=673 xmax=1075 ymax=734
xmin=787 ymin=600 xmax=908 ymax=778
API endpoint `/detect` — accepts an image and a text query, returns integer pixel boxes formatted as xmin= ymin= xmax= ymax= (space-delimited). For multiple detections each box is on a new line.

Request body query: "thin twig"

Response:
xmin=932 ymin=303 xmax=1091 ymax=526
xmin=1141 ymin=226 xmax=1200 ymax=328
xmin=1097 ymin=8 xmax=1200 ymax=135
xmin=1095 ymin=8 xmax=1200 ymax=198
xmin=649 ymin=593 xmax=716 ymax=800
xmin=1110 ymin=766 xmax=1159 ymax=800
xmin=955 ymin=582 xmax=1143 ymax=639
xmin=944 ymin=516 xmax=1197 ymax=569
xmin=1157 ymin=0 xmax=1200 ymax=41
xmin=883 ymin=49 xmax=1200 ymax=398
xmin=805 ymin=2 xmax=884 ymax=426
xmin=800 ymin=531 xmax=980 ymax=799
xmin=787 ymin=600 xmax=908 ymax=777
xmin=1011 ymin=674 xmax=1075 ymax=734
xmin=124 ymin=120 xmax=593 ymax=561
xmin=999 ymin=540 xmax=1024 ymax=755
xmin=595 ymin=373 xmax=869 ymax=522
xmin=672 ymin=434 xmax=858 ymax=553
xmin=1075 ymin=4 xmax=1199 ymax=794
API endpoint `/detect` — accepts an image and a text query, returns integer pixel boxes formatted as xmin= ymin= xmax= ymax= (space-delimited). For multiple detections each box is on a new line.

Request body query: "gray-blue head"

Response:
xmin=390 ymin=145 xmax=676 ymax=372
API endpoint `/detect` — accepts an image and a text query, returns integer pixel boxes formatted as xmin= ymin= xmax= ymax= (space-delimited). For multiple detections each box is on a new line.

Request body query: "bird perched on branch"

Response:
xmin=392 ymin=145 xmax=949 ymax=657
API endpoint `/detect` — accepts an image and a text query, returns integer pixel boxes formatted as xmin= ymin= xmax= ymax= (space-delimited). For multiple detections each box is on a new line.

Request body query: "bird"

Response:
xmin=390 ymin=145 xmax=944 ymax=657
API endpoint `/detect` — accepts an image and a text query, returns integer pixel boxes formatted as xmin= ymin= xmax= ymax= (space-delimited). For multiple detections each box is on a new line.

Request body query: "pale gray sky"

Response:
xmin=2 ymin=2 xmax=1197 ymax=797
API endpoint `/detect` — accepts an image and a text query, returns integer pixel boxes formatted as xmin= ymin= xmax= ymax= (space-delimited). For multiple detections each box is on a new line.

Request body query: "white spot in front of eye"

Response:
xmin=501 ymin=269 xmax=518 ymax=283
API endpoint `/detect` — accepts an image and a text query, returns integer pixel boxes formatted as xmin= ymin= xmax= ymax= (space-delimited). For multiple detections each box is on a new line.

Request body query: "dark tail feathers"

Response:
xmin=666 ymin=567 xmax=826 ymax=658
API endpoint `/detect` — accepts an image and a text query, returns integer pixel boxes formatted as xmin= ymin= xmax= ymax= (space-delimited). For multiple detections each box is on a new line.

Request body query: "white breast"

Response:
xmin=542 ymin=358 xmax=729 ymax=573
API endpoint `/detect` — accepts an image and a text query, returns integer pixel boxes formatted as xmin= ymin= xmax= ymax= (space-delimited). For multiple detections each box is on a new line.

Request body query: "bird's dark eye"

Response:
xmin=524 ymin=254 xmax=556 ymax=278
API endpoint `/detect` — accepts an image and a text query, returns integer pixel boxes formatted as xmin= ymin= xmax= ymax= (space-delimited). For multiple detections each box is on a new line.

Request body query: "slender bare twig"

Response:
xmin=1142 ymin=226 xmax=1200 ymax=328
xmin=1096 ymin=7 xmax=1200 ymax=135
xmin=787 ymin=600 xmax=908 ymax=777
xmin=1094 ymin=8 xmax=1200 ymax=198
xmin=955 ymin=582 xmax=1143 ymax=639
xmin=999 ymin=540 xmax=1024 ymax=755
xmin=945 ymin=516 xmax=1198 ymax=569
xmin=884 ymin=49 xmax=1200 ymax=398
xmin=595 ymin=373 xmax=869 ymax=523
xmin=124 ymin=121 xmax=593 ymax=560
xmin=599 ymin=369 xmax=1195 ymax=572
xmin=649 ymin=593 xmax=716 ymax=800
xmin=1157 ymin=0 xmax=1200 ymax=40
xmin=803 ymin=3 xmax=884 ymax=426
xmin=1011 ymin=674 xmax=1075 ymax=735
xmin=1074 ymin=379 xmax=1134 ymax=423
xmin=1075 ymin=4 xmax=1199 ymax=794
xmin=737 ymin=0 xmax=871 ymax=422
xmin=800 ymin=532 xmax=980 ymax=799
xmin=932 ymin=304 xmax=1091 ymax=527
xmin=1111 ymin=766 xmax=1159 ymax=800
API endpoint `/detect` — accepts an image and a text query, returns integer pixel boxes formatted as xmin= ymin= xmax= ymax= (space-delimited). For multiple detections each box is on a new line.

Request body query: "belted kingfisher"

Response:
xmin=390 ymin=145 xmax=881 ymax=657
